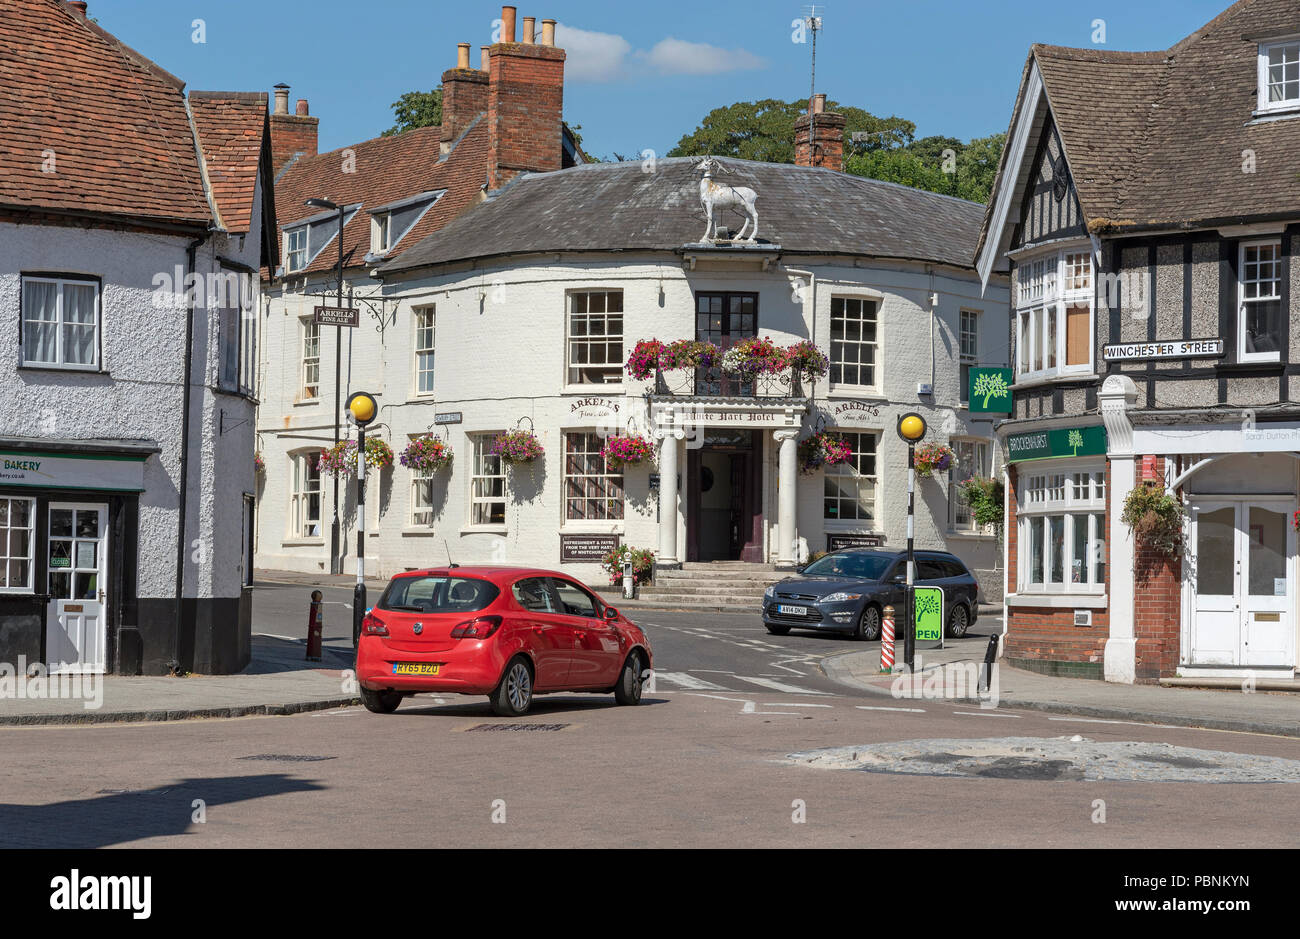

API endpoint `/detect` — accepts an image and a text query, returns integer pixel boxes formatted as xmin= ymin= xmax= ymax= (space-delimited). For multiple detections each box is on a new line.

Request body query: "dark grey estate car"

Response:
xmin=761 ymin=549 xmax=980 ymax=640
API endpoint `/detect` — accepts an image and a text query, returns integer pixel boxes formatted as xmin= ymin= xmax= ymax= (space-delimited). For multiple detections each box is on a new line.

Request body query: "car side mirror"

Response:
xmin=604 ymin=607 xmax=619 ymax=620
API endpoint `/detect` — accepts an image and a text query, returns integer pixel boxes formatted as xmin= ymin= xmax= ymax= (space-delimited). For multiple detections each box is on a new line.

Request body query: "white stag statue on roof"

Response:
xmin=697 ymin=157 xmax=759 ymax=243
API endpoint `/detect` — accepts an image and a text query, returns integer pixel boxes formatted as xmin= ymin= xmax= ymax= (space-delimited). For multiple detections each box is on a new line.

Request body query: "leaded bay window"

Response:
xmin=829 ymin=297 xmax=879 ymax=389
xmin=564 ymin=432 xmax=624 ymax=521
xmin=22 ymin=276 xmax=100 ymax=369
xmin=1015 ymin=249 xmax=1092 ymax=381
xmin=567 ymin=290 xmax=623 ymax=384
xmin=1239 ymin=240 xmax=1282 ymax=361
xmin=1018 ymin=465 xmax=1106 ymax=593
xmin=824 ymin=431 xmax=879 ymax=524
xmin=471 ymin=435 xmax=506 ymax=526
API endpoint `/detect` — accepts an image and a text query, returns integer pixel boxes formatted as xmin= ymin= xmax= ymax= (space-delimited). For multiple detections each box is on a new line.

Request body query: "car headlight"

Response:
xmin=822 ymin=592 xmax=863 ymax=604
xmin=764 ymin=585 xmax=775 ymax=599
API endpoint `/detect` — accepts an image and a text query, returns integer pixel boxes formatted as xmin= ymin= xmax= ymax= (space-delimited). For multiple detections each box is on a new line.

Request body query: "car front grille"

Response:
xmin=775 ymin=592 xmax=820 ymax=603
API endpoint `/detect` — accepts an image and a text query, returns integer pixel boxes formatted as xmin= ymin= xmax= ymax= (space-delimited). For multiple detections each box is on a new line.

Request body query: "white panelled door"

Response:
xmin=45 ymin=503 xmax=108 ymax=674
xmin=1189 ymin=498 xmax=1293 ymax=668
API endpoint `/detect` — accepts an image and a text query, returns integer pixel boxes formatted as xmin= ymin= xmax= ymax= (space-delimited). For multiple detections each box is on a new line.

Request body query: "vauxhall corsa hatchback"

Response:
xmin=356 ymin=567 xmax=653 ymax=716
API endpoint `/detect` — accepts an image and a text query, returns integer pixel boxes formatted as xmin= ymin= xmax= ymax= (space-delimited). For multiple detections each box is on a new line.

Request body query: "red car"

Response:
xmin=356 ymin=566 xmax=653 ymax=716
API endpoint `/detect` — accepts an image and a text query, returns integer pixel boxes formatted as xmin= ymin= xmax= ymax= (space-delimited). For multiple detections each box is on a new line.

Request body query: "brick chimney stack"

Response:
xmin=486 ymin=5 xmax=566 ymax=190
xmin=441 ymin=41 xmax=490 ymax=155
xmin=270 ymin=83 xmax=319 ymax=175
xmin=794 ymin=93 xmax=846 ymax=173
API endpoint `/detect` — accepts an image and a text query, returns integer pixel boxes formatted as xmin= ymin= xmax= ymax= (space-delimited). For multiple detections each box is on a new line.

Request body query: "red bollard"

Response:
xmin=880 ymin=604 xmax=896 ymax=673
xmin=306 ymin=589 xmax=323 ymax=662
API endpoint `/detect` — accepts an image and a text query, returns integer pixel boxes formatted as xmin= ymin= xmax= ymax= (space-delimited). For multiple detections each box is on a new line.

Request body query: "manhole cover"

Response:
xmin=236 ymin=754 xmax=336 ymax=763
xmin=788 ymin=737 xmax=1300 ymax=784
xmin=465 ymin=723 xmax=571 ymax=733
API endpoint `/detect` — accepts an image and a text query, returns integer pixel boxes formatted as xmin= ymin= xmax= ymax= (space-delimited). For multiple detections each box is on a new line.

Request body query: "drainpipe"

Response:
xmin=172 ymin=234 xmax=206 ymax=675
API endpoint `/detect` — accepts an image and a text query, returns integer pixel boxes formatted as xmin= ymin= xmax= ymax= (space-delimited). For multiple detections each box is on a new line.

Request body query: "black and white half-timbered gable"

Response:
xmin=978 ymin=0 xmax=1300 ymax=684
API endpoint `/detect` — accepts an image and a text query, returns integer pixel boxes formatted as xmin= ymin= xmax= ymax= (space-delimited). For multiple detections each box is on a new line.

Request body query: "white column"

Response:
xmin=775 ymin=429 xmax=799 ymax=568
xmin=657 ymin=431 xmax=681 ymax=565
xmin=1100 ymin=375 xmax=1138 ymax=683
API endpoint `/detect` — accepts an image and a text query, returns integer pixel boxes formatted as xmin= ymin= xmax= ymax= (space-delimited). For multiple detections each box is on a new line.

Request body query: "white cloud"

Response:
xmin=636 ymin=38 xmax=767 ymax=76
xmin=553 ymin=24 xmax=632 ymax=83
xmin=552 ymin=25 xmax=767 ymax=82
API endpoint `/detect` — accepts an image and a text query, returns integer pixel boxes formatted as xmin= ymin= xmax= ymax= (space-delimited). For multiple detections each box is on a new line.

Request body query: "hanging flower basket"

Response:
xmin=318 ymin=437 xmax=394 ymax=476
xmin=400 ymin=435 xmax=453 ymax=473
xmin=915 ymin=443 xmax=955 ymax=479
xmin=492 ymin=429 xmax=545 ymax=465
xmin=1294 ymin=509 xmax=1300 ymax=534
xmin=1122 ymin=482 xmax=1185 ymax=559
xmin=721 ymin=336 xmax=790 ymax=377
xmin=798 ymin=432 xmax=853 ymax=475
xmin=626 ymin=340 xmax=665 ymax=380
xmin=601 ymin=433 xmax=655 ymax=470
xmin=786 ymin=340 xmax=829 ymax=380
xmin=254 ymin=452 xmax=265 ymax=475
xmin=957 ymin=476 xmax=1005 ymax=528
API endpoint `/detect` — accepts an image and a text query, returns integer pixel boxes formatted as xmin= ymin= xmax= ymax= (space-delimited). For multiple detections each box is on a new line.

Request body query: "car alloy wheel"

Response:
xmin=615 ymin=651 xmax=645 ymax=706
xmin=855 ymin=605 xmax=881 ymax=641
xmin=947 ymin=604 xmax=970 ymax=639
xmin=506 ymin=661 xmax=531 ymax=712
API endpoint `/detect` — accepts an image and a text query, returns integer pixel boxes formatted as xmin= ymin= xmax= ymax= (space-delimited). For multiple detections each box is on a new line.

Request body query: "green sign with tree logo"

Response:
xmin=969 ymin=367 xmax=1012 ymax=413
xmin=914 ymin=586 xmax=945 ymax=649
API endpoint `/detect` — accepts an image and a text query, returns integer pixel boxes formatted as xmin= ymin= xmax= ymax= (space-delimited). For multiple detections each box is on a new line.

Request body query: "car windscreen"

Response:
xmin=801 ymin=553 xmax=894 ymax=581
xmin=379 ymin=576 xmax=500 ymax=613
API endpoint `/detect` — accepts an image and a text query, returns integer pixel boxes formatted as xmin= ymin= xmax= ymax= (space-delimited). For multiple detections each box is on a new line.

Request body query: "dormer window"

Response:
xmin=372 ymin=213 xmax=391 ymax=255
xmin=285 ymin=227 xmax=307 ymax=272
xmin=1258 ymin=39 xmax=1300 ymax=114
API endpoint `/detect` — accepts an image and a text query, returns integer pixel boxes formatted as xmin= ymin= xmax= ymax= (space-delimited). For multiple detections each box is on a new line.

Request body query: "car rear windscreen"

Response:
xmin=802 ymin=553 xmax=894 ymax=581
xmin=380 ymin=576 xmax=500 ymax=613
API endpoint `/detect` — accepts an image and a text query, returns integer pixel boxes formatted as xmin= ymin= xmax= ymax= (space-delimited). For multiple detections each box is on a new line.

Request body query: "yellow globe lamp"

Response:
xmin=897 ymin=412 xmax=927 ymax=443
xmin=347 ymin=391 xmax=378 ymax=427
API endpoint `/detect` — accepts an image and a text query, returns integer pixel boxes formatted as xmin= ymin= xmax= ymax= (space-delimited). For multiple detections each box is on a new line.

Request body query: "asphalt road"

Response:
xmin=1 ymin=584 xmax=1298 ymax=849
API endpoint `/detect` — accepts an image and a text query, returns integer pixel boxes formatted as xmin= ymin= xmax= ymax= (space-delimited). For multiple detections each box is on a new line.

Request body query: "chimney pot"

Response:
xmin=501 ymin=6 xmax=516 ymax=43
xmin=481 ymin=46 xmax=491 ymax=70
xmin=296 ymin=98 xmax=309 ymax=116
xmin=522 ymin=16 xmax=535 ymax=43
xmin=457 ymin=42 xmax=471 ymax=69
xmin=67 ymin=1 xmax=87 ymax=16
xmin=541 ymin=19 xmax=556 ymax=47
xmin=273 ymin=83 xmax=290 ymax=115
xmin=812 ymin=93 xmax=826 ymax=114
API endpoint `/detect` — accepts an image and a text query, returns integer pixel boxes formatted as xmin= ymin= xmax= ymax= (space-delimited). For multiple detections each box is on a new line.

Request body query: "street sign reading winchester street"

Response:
xmin=1103 ymin=338 xmax=1224 ymax=361
xmin=313 ymin=305 xmax=359 ymax=327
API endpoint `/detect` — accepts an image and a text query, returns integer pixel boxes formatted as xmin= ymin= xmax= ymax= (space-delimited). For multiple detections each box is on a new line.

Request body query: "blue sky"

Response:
xmin=99 ymin=0 xmax=1230 ymax=158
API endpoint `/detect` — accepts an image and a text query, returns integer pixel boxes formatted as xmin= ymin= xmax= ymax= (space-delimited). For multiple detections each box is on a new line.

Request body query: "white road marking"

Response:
xmin=856 ymin=705 xmax=927 ymax=713
xmin=954 ymin=710 xmax=1021 ymax=718
xmin=1046 ymin=716 xmax=1182 ymax=729
xmin=735 ymin=676 xmax=830 ymax=695
xmin=763 ymin=703 xmax=832 ymax=708
xmin=652 ymin=671 xmax=730 ymax=691
xmin=685 ymin=693 xmax=801 ymax=717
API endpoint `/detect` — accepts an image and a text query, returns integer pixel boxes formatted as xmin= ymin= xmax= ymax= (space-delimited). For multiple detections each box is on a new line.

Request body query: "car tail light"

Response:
xmin=450 ymin=615 xmax=503 ymax=640
xmin=362 ymin=611 xmax=389 ymax=637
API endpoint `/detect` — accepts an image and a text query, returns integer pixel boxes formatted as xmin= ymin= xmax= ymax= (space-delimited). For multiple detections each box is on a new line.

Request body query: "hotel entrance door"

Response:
xmin=687 ymin=430 xmax=762 ymax=562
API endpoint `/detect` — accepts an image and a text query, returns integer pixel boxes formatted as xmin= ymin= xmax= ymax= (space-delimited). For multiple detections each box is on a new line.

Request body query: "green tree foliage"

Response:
xmin=668 ymin=98 xmax=1006 ymax=204
xmin=383 ymin=88 xmax=443 ymax=137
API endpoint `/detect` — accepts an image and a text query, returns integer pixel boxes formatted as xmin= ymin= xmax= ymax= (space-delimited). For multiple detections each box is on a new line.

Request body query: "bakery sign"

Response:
xmin=1103 ymin=338 xmax=1224 ymax=362
xmin=0 ymin=451 xmax=147 ymax=492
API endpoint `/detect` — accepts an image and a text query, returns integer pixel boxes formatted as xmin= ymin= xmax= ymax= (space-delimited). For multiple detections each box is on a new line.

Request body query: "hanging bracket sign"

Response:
xmin=314 ymin=305 xmax=359 ymax=327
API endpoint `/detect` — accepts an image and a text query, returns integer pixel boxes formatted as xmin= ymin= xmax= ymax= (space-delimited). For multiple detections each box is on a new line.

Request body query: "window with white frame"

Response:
xmin=240 ymin=302 xmax=257 ymax=395
xmin=951 ymin=438 xmax=991 ymax=531
xmin=301 ymin=319 xmax=320 ymax=400
xmin=409 ymin=436 xmax=435 ymax=527
xmin=470 ymin=435 xmax=506 ymax=526
xmin=829 ymin=297 xmax=879 ymax=389
xmin=564 ymin=432 xmax=624 ymax=521
xmin=372 ymin=213 xmax=391 ymax=255
xmin=1018 ymin=465 xmax=1106 ymax=593
xmin=0 ymin=497 xmax=35 ymax=593
xmin=959 ymin=310 xmax=978 ymax=404
xmin=1239 ymin=240 xmax=1283 ymax=361
xmin=414 ymin=307 xmax=435 ymax=395
xmin=22 ymin=276 xmax=100 ymax=369
xmin=1259 ymin=40 xmax=1300 ymax=113
xmin=824 ymin=431 xmax=879 ymax=524
xmin=567 ymin=290 xmax=623 ymax=384
xmin=285 ymin=227 xmax=307 ymax=272
xmin=1015 ymin=249 xmax=1092 ymax=381
xmin=289 ymin=452 xmax=322 ymax=539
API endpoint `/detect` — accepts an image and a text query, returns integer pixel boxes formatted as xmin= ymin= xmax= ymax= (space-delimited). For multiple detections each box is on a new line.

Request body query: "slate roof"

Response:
xmin=272 ymin=121 xmax=491 ymax=277
xmin=189 ymin=92 xmax=270 ymax=235
xmin=0 ymin=0 xmax=211 ymax=227
xmin=380 ymin=157 xmax=989 ymax=275
xmin=979 ymin=0 xmax=1300 ymax=254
